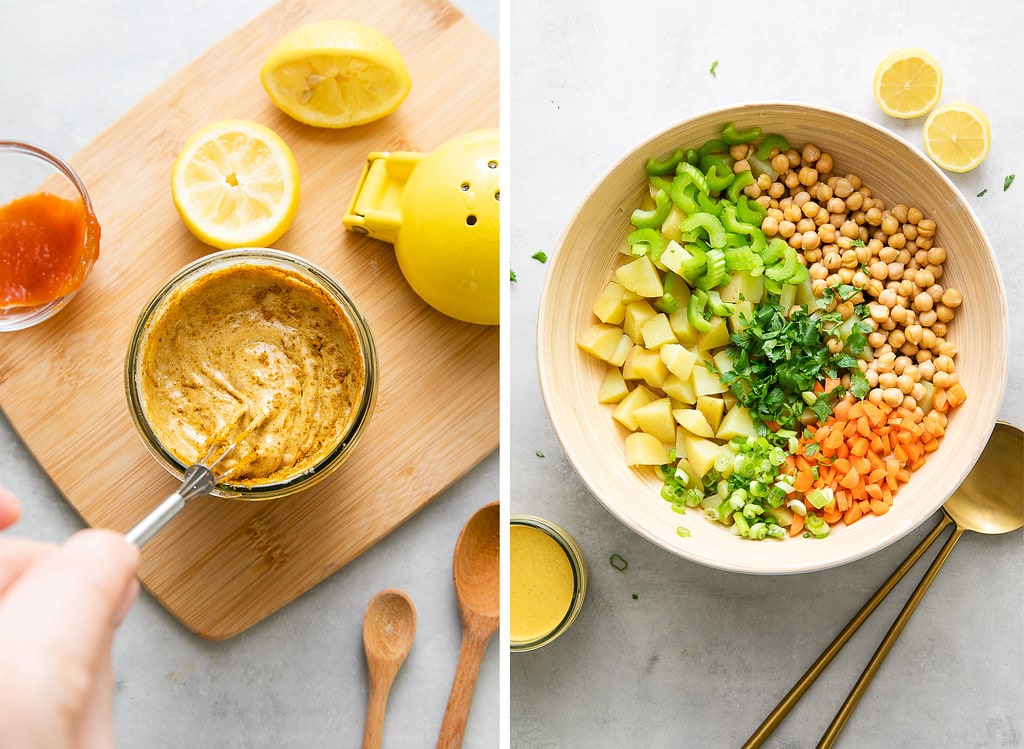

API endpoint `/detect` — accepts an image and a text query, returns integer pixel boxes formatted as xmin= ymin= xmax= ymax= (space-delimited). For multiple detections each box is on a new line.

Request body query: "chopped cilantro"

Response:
xmin=531 ymin=250 xmax=548 ymax=263
xmin=977 ymin=188 xmax=988 ymax=197
xmin=709 ymin=60 xmax=719 ymax=77
xmin=632 ymin=593 xmax=639 ymax=600
xmin=610 ymin=553 xmax=628 ymax=572
xmin=510 ymin=268 xmax=518 ymax=282
xmin=535 ymin=450 xmax=545 ymax=458
xmin=711 ymin=303 xmax=870 ymax=429
xmin=1005 ymin=174 xmax=1016 ymax=191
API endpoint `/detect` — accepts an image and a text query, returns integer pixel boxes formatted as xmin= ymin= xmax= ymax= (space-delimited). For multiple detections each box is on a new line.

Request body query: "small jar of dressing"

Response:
xmin=510 ymin=515 xmax=587 ymax=651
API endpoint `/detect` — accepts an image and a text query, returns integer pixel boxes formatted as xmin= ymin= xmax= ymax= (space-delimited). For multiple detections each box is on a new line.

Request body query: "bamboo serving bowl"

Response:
xmin=537 ymin=102 xmax=1007 ymax=574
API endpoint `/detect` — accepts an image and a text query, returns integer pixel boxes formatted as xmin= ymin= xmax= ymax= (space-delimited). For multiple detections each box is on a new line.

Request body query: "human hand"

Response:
xmin=0 ymin=485 xmax=140 ymax=748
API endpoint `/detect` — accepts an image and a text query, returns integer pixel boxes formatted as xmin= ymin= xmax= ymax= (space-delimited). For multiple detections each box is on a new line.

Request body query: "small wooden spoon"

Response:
xmin=362 ymin=589 xmax=417 ymax=749
xmin=437 ymin=502 xmax=500 ymax=748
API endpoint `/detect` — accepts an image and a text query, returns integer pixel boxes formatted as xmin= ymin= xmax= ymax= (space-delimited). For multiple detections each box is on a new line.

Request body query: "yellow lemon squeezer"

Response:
xmin=343 ymin=129 xmax=499 ymax=326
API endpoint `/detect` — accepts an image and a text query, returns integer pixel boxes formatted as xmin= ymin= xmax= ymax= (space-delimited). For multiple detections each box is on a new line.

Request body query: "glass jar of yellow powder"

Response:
xmin=510 ymin=515 xmax=587 ymax=652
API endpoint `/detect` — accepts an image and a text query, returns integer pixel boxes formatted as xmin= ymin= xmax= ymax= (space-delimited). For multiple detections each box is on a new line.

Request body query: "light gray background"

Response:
xmin=0 ymin=1 xmax=499 ymax=747
xmin=510 ymin=2 xmax=1023 ymax=747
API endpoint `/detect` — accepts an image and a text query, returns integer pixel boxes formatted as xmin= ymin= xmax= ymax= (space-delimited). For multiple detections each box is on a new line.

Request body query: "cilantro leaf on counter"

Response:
xmin=510 ymin=268 xmax=518 ymax=282
xmin=531 ymin=251 xmax=548 ymax=263
xmin=709 ymin=60 xmax=719 ymax=77
xmin=1005 ymin=174 xmax=1016 ymax=191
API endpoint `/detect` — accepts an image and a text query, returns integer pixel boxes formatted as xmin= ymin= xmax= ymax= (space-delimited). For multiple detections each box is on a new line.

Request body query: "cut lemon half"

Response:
xmin=260 ymin=20 xmax=412 ymax=129
xmin=873 ymin=47 xmax=943 ymax=119
xmin=171 ymin=119 xmax=300 ymax=249
xmin=922 ymin=103 xmax=992 ymax=173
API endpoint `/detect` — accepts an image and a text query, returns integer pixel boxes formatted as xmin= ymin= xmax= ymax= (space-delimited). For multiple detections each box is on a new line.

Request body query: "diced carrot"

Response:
xmin=834 ymin=400 xmax=854 ymax=421
xmin=823 ymin=506 xmax=842 ymax=524
xmin=789 ymin=513 xmax=805 ymax=537
xmin=865 ymin=483 xmax=884 ymax=501
xmin=869 ymin=498 xmax=890 ymax=516
xmin=793 ymin=469 xmax=814 ymax=493
xmin=843 ymin=419 xmax=859 ymax=438
xmin=840 ymin=467 xmax=860 ymax=490
xmin=868 ymin=467 xmax=887 ymax=485
xmin=843 ymin=503 xmax=863 ymax=525
xmin=836 ymin=489 xmax=850 ymax=512
xmin=852 ymin=456 xmax=871 ymax=476
xmin=823 ymin=427 xmax=844 ymax=451
xmin=946 ymin=382 xmax=968 ymax=408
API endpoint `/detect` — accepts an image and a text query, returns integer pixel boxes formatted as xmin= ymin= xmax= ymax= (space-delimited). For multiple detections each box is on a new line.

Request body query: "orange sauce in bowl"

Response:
xmin=0 ymin=191 xmax=97 ymax=307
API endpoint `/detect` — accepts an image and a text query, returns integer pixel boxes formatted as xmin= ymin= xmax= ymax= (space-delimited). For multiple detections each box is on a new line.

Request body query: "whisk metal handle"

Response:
xmin=124 ymin=463 xmax=216 ymax=548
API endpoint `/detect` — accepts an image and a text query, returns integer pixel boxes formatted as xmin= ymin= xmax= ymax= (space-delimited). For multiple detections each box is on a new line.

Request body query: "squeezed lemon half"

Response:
xmin=873 ymin=47 xmax=943 ymax=119
xmin=171 ymin=119 xmax=300 ymax=249
xmin=260 ymin=20 xmax=412 ymax=129
xmin=922 ymin=103 xmax=992 ymax=173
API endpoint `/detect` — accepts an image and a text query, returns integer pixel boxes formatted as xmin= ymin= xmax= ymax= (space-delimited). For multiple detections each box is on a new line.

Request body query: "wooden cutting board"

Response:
xmin=0 ymin=0 xmax=498 ymax=639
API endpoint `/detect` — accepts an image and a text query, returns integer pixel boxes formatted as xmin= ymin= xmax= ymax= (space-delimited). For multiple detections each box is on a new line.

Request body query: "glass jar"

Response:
xmin=510 ymin=515 xmax=587 ymax=651
xmin=124 ymin=248 xmax=378 ymax=500
xmin=0 ymin=141 xmax=100 ymax=331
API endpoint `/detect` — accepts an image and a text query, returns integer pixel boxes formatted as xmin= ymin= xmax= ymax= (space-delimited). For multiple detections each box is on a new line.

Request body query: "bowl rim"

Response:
xmin=537 ymin=101 xmax=1008 ymax=574
xmin=124 ymin=247 xmax=379 ymax=500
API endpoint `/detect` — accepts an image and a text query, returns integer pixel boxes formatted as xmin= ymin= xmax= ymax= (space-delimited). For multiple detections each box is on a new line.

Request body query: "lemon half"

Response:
xmin=260 ymin=20 xmax=412 ymax=129
xmin=922 ymin=103 xmax=992 ymax=173
xmin=171 ymin=119 xmax=300 ymax=249
xmin=873 ymin=47 xmax=943 ymax=119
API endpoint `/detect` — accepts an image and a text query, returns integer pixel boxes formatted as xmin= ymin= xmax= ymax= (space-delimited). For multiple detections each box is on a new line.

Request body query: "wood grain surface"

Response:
xmin=0 ymin=0 xmax=498 ymax=639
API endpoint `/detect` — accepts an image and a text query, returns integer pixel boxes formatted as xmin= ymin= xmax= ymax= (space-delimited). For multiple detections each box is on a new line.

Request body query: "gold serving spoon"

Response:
xmin=744 ymin=421 xmax=1023 ymax=748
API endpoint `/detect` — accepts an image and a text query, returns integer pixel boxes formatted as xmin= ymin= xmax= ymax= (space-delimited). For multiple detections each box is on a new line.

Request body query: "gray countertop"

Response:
xmin=510 ymin=2 xmax=1023 ymax=748
xmin=0 ymin=1 xmax=498 ymax=747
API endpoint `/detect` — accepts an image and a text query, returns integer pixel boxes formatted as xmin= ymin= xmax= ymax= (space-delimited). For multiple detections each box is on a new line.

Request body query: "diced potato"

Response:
xmin=615 ymin=255 xmax=664 ymax=298
xmin=795 ymin=277 xmax=816 ymax=308
xmin=577 ymin=323 xmax=627 ymax=362
xmin=684 ymin=435 xmax=723 ymax=479
xmin=712 ymin=349 xmax=736 ymax=376
xmin=673 ymin=456 xmax=700 ymax=489
xmin=717 ymin=404 xmax=757 ymax=441
xmin=919 ymin=379 xmax=936 ymax=413
xmin=598 ymin=367 xmax=629 ymax=403
xmin=592 ymin=281 xmax=627 ymax=324
xmin=660 ymin=343 xmax=698 ymax=381
xmin=662 ymin=373 xmax=697 ymax=404
xmin=673 ymin=407 xmax=716 ymax=438
xmin=767 ymin=505 xmax=794 ymax=527
xmin=623 ymin=300 xmax=657 ymax=343
xmin=612 ymin=385 xmax=656 ymax=430
xmin=659 ymin=239 xmax=687 ymax=274
xmin=719 ymin=270 xmax=764 ymax=304
xmin=608 ymin=333 xmax=634 ymax=367
xmin=668 ymin=306 xmax=700 ymax=346
xmin=634 ymin=397 xmax=676 ymax=444
xmin=624 ymin=432 xmax=671 ymax=466
xmin=620 ymin=345 xmax=644 ymax=380
xmin=691 ymin=360 xmax=728 ymax=396
xmin=661 ymin=207 xmax=686 ymax=244
xmin=697 ymin=395 xmax=725 ymax=433
xmin=723 ymin=390 xmax=738 ymax=410
xmin=729 ymin=299 xmax=754 ymax=333
xmin=632 ymin=347 xmax=669 ymax=389
xmin=640 ymin=313 xmax=677 ymax=350
xmin=697 ymin=316 xmax=731 ymax=352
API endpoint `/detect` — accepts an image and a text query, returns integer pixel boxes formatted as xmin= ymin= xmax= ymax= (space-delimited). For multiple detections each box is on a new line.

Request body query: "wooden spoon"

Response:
xmin=362 ymin=589 xmax=417 ymax=749
xmin=437 ymin=502 xmax=500 ymax=748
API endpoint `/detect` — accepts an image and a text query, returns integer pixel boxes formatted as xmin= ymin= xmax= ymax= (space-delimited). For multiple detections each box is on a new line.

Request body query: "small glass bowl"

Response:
xmin=0 ymin=141 xmax=100 ymax=331
xmin=124 ymin=248 xmax=378 ymax=500
xmin=510 ymin=515 xmax=588 ymax=652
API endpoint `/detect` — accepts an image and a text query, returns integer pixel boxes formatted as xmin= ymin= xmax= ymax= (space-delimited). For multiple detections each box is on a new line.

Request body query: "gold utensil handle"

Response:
xmin=742 ymin=513 xmax=953 ymax=749
xmin=816 ymin=524 xmax=966 ymax=748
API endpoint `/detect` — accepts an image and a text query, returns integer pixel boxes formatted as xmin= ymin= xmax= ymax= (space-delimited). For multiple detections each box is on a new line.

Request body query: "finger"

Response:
xmin=0 ymin=529 xmax=139 ymax=742
xmin=0 ymin=537 xmax=54 ymax=597
xmin=73 ymin=635 xmax=116 ymax=749
xmin=0 ymin=486 xmax=21 ymax=530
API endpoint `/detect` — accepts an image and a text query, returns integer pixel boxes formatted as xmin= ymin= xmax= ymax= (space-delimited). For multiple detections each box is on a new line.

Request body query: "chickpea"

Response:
xmin=876 ymin=351 xmax=896 ymax=372
xmin=901 ymin=395 xmax=918 ymax=411
xmin=778 ymin=220 xmax=796 ymax=239
xmin=801 ymin=231 xmax=820 ymax=251
xmin=826 ymin=337 xmax=844 ymax=354
xmin=900 ymin=341 xmax=920 ymax=357
xmin=915 ymin=235 xmax=934 ymax=250
xmin=881 ymin=215 xmax=900 ymax=235
xmin=797 ymin=217 xmax=815 ymax=234
xmin=833 ymin=178 xmax=854 ymax=199
xmin=932 ymin=371 xmax=954 ymax=389
xmin=878 ymin=371 xmax=898 ymax=389
xmin=940 ymin=288 xmax=963 ymax=308
xmin=917 ymin=218 xmax=936 ymax=238
xmin=898 ymin=249 xmax=914 ymax=266
xmin=768 ymin=181 xmax=786 ymax=199
xmin=935 ymin=303 xmax=955 ymax=323
xmin=925 ymin=245 xmax=946 ymax=266
xmin=890 ymin=304 xmax=909 ymax=324
xmin=904 ymin=324 xmax=923 ymax=345
xmin=811 ymin=278 xmax=828 ymax=297
xmin=868 ymin=260 xmax=888 ymax=281
xmin=892 ymin=204 xmax=910 ymax=223
xmin=809 ymin=262 xmax=828 ymax=280
xmin=785 ymin=149 xmax=801 ymax=168
xmin=756 ymin=173 xmax=772 ymax=190
xmin=761 ymin=215 xmax=780 ymax=236
xmin=932 ymin=322 xmax=948 ymax=338
xmin=852 ymin=270 xmax=870 ymax=288
xmin=919 ymin=360 xmax=936 ymax=380
xmin=868 ymin=388 xmax=884 ymax=406
xmin=916 ymin=349 xmax=933 ymax=364
xmin=925 ymin=263 xmax=944 ymax=280
xmin=730 ymin=144 xmax=749 ymax=160
xmin=887 ymin=232 xmax=907 ymax=250
xmin=788 ymin=233 xmax=803 ymax=250
xmin=841 ymin=249 xmax=860 ymax=269
xmin=805 ymin=247 xmax=823 ymax=263
xmin=914 ymin=268 xmax=935 ymax=288
xmin=802 ymin=201 xmax=820 ymax=219
xmin=866 ymin=369 xmax=880 ymax=387
xmin=888 ymin=329 xmax=906 ymax=348
xmin=798 ymin=166 xmax=818 ymax=186
xmin=902 ymin=223 xmax=918 ymax=241
xmin=926 ymin=284 xmax=944 ymax=302
xmin=838 ymin=267 xmax=856 ymax=284
xmin=733 ymin=158 xmax=751 ymax=174
xmin=938 ymin=341 xmax=958 ymax=358
xmin=918 ymin=309 xmax=938 ymax=328
xmin=904 ymin=364 xmax=920 ymax=381
xmin=816 ymin=153 xmax=834 ymax=174
xmin=882 ymin=387 xmax=904 ymax=408
xmin=771 ymin=153 xmax=790 ymax=174
xmin=887 ymin=262 xmax=904 ymax=281
xmin=743 ymin=183 xmax=761 ymax=199
xmin=920 ymin=328 xmax=937 ymax=351
xmin=911 ymin=382 xmax=926 ymax=401
xmin=868 ymin=331 xmax=887 ymax=348
xmin=839 ymin=220 xmax=859 ymax=239
xmin=866 ymin=278 xmax=885 ymax=297
xmin=878 ymin=246 xmax=898 ymax=264
xmin=784 ymin=170 xmax=800 ymax=190
xmin=907 ymin=206 xmax=924 ymax=225
xmin=913 ymin=292 xmax=934 ymax=312
xmin=897 ymin=374 xmax=915 ymax=394
xmin=864 ymin=206 xmax=883 ymax=226
xmin=817 ymin=224 xmax=837 ymax=244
